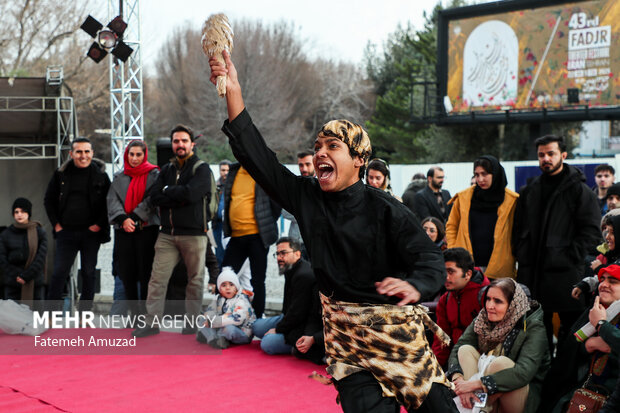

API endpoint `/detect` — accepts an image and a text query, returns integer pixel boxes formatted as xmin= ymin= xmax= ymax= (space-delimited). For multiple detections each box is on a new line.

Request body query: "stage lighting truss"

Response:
xmin=80 ymin=15 xmax=133 ymax=63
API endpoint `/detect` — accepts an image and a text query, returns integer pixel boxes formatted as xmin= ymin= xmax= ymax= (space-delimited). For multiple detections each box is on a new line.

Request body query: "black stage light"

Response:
xmin=80 ymin=14 xmax=134 ymax=63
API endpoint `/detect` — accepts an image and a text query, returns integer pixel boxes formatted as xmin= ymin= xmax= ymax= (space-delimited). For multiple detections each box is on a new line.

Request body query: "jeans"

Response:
xmin=110 ymin=275 xmax=128 ymax=316
xmin=47 ymin=228 xmax=101 ymax=311
xmin=252 ymin=314 xmax=293 ymax=355
xmin=222 ymin=234 xmax=268 ymax=318
xmin=199 ymin=325 xmax=252 ymax=344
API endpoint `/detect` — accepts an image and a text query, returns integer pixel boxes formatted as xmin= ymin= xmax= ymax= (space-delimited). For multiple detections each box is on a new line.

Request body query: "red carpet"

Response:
xmin=0 ymin=330 xmax=340 ymax=412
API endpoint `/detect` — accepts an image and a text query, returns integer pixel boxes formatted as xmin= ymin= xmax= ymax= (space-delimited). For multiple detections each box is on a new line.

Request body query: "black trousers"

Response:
xmin=222 ymin=234 xmax=268 ymax=318
xmin=115 ymin=226 xmax=158 ymax=313
xmin=335 ymin=371 xmax=458 ymax=413
xmin=543 ymin=309 xmax=582 ymax=356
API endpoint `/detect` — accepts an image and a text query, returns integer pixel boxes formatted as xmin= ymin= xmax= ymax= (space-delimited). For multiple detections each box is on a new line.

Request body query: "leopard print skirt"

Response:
xmin=321 ymin=293 xmax=453 ymax=410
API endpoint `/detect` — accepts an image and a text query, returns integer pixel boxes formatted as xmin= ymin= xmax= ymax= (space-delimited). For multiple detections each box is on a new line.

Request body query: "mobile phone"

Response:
xmin=474 ymin=392 xmax=487 ymax=408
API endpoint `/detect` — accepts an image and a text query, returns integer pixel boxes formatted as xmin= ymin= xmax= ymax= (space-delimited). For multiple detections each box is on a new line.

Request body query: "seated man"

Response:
xmin=252 ymin=237 xmax=323 ymax=362
xmin=432 ymin=248 xmax=490 ymax=368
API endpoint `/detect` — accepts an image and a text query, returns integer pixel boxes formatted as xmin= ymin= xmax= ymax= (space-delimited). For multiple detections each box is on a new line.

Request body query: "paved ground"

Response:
xmin=94 ymin=232 xmax=285 ymax=314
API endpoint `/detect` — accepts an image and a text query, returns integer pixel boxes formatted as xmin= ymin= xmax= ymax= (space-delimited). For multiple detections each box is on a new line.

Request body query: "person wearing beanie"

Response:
xmin=0 ymin=197 xmax=47 ymax=302
xmin=211 ymin=52 xmax=454 ymax=412
xmin=605 ymin=182 xmax=620 ymax=212
xmin=196 ymin=266 xmax=255 ymax=349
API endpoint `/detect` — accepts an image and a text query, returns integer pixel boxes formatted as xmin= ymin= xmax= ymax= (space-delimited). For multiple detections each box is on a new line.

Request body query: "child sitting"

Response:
xmin=197 ymin=267 xmax=256 ymax=349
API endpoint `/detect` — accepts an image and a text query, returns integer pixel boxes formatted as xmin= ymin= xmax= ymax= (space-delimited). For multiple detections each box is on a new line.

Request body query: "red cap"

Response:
xmin=598 ymin=264 xmax=620 ymax=282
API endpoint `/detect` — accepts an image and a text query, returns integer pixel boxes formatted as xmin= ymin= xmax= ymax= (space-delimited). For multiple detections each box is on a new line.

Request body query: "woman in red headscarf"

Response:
xmin=107 ymin=140 xmax=159 ymax=315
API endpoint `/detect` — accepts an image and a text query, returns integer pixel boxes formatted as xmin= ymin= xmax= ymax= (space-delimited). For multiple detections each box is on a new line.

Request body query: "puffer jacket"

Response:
xmin=446 ymin=185 xmax=519 ymax=279
xmin=223 ymin=163 xmax=281 ymax=248
xmin=0 ymin=224 xmax=47 ymax=286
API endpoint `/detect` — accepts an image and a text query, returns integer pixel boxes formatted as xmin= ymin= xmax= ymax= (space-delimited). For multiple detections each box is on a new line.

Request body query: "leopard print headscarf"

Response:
xmin=318 ymin=120 xmax=372 ymax=166
xmin=474 ymin=279 xmax=530 ymax=354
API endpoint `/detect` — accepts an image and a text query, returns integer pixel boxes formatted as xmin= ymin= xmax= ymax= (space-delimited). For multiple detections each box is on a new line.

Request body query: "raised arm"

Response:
xmin=209 ymin=51 xmax=244 ymax=122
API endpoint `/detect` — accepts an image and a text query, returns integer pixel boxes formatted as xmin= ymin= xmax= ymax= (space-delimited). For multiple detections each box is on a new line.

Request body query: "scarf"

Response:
xmin=123 ymin=143 xmax=158 ymax=214
xmin=471 ymin=155 xmax=507 ymax=212
xmin=474 ymin=279 xmax=530 ymax=354
xmin=320 ymin=293 xmax=452 ymax=410
xmin=13 ymin=220 xmax=42 ymax=303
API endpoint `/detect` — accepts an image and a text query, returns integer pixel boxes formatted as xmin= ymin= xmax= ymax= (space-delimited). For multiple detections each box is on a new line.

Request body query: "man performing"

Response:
xmin=210 ymin=51 xmax=456 ymax=413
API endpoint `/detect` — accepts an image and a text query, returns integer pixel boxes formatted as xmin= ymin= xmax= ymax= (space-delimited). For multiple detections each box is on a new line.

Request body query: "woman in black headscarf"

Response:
xmin=446 ymin=156 xmax=519 ymax=279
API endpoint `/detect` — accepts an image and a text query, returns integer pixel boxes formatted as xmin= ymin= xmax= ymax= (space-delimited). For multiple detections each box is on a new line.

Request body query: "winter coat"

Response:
xmin=149 ymin=154 xmax=212 ymax=236
xmin=223 ymin=163 xmax=281 ymax=248
xmin=513 ymin=164 xmax=602 ymax=312
xmin=107 ymin=168 xmax=160 ymax=229
xmin=44 ymin=158 xmax=111 ymax=243
xmin=205 ymin=291 xmax=256 ymax=338
xmin=413 ymin=186 xmax=452 ymax=222
xmin=0 ymin=225 xmax=47 ymax=286
xmin=446 ymin=185 xmax=519 ymax=279
xmin=432 ymin=270 xmax=490 ymax=366
xmin=448 ymin=304 xmax=550 ymax=413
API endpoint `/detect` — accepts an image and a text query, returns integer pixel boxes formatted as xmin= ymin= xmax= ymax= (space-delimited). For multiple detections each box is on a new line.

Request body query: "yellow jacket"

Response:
xmin=445 ymin=185 xmax=519 ymax=279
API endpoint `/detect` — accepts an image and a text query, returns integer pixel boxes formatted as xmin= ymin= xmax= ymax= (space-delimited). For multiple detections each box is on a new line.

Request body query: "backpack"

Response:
xmin=192 ymin=160 xmax=218 ymax=229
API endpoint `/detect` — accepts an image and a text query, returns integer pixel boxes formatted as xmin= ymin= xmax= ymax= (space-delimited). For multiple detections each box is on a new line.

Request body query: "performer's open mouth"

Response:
xmin=317 ymin=163 xmax=334 ymax=182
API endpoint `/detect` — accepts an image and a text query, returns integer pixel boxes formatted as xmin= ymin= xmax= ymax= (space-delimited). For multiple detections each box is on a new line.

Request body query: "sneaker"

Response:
xmin=131 ymin=326 xmax=160 ymax=338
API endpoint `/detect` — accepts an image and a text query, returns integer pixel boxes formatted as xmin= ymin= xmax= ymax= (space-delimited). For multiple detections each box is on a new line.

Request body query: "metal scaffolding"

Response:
xmin=0 ymin=95 xmax=77 ymax=166
xmin=109 ymin=0 xmax=143 ymax=173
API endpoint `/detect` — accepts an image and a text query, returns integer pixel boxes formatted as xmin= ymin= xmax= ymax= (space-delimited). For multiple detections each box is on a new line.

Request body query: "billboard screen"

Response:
xmin=442 ymin=0 xmax=620 ymax=117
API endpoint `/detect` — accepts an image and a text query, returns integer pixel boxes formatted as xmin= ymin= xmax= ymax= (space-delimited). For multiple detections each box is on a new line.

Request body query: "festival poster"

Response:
xmin=446 ymin=0 xmax=620 ymax=113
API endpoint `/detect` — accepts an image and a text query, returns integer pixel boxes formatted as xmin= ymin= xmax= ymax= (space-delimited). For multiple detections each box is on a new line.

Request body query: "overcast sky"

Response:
xmin=100 ymin=0 xmax=441 ymax=73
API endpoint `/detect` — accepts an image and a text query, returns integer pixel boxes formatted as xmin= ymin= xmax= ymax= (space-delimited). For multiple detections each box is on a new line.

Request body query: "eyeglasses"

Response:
xmin=273 ymin=250 xmax=294 ymax=258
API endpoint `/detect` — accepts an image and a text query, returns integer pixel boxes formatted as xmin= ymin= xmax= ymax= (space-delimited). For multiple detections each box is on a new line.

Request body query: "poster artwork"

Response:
xmin=462 ymin=20 xmax=519 ymax=108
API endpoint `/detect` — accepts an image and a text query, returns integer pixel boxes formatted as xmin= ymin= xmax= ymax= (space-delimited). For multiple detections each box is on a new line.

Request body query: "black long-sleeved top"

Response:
xmin=222 ymin=109 xmax=445 ymax=304
xmin=275 ymin=259 xmax=317 ymax=344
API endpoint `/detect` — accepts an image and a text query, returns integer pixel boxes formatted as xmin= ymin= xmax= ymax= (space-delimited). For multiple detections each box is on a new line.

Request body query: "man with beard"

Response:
xmin=513 ymin=134 xmax=601 ymax=354
xmin=252 ymin=237 xmax=322 ymax=361
xmin=296 ymin=150 xmax=315 ymax=177
xmin=132 ymin=124 xmax=212 ymax=337
xmin=413 ymin=166 xmax=452 ymax=222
